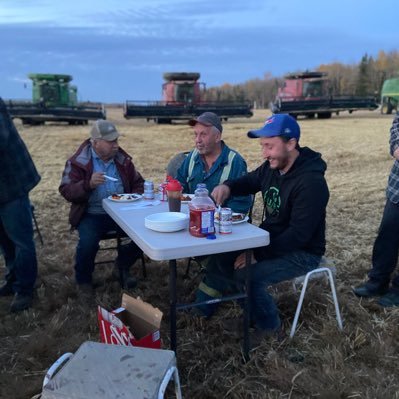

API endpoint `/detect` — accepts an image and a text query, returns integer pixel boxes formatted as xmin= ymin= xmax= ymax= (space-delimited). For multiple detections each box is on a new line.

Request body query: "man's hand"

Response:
xmin=233 ymin=251 xmax=256 ymax=270
xmin=393 ymin=147 xmax=399 ymax=161
xmin=211 ymin=184 xmax=231 ymax=206
xmin=89 ymin=172 xmax=106 ymax=189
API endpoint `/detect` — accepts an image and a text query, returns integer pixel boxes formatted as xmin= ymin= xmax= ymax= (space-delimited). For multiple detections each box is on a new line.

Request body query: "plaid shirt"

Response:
xmin=0 ymin=97 xmax=41 ymax=204
xmin=387 ymin=113 xmax=399 ymax=203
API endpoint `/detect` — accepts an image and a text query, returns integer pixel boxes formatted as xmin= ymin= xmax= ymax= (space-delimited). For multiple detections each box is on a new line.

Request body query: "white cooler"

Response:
xmin=41 ymin=341 xmax=182 ymax=399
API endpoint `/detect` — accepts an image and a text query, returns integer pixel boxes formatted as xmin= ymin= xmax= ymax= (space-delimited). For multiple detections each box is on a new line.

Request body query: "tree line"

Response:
xmin=204 ymin=50 xmax=399 ymax=108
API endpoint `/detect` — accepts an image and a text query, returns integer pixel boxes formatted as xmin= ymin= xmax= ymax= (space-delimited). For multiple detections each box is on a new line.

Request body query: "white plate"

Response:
xmin=214 ymin=212 xmax=249 ymax=224
xmin=145 ymin=212 xmax=189 ymax=232
xmin=180 ymin=193 xmax=194 ymax=204
xmin=107 ymin=193 xmax=142 ymax=202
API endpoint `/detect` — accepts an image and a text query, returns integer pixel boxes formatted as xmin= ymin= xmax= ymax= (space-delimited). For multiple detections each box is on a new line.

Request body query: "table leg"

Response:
xmin=243 ymin=250 xmax=251 ymax=361
xmin=169 ymin=259 xmax=177 ymax=353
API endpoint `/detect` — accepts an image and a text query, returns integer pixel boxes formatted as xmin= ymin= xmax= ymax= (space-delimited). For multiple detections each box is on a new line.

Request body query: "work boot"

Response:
xmin=10 ymin=293 xmax=33 ymax=313
xmin=378 ymin=291 xmax=399 ymax=307
xmin=353 ymin=281 xmax=389 ymax=297
xmin=0 ymin=282 xmax=14 ymax=297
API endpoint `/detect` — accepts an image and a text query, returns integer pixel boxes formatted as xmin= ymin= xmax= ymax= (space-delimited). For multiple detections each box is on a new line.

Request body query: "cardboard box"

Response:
xmin=98 ymin=294 xmax=163 ymax=349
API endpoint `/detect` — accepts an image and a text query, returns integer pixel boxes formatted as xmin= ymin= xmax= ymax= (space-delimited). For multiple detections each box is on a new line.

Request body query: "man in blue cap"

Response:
xmin=197 ymin=114 xmax=330 ymax=346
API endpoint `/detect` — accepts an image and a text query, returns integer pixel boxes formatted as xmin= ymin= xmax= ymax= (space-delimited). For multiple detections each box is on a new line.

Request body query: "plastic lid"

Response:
xmin=166 ymin=179 xmax=182 ymax=191
xmin=206 ymin=234 xmax=216 ymax=240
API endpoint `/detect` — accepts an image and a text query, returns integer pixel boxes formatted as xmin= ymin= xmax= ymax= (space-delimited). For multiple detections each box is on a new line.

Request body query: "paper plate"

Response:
xmin=214 ymin=212 xmax=249 ymax=225
xmin=145 ymin=212 xmax=189 ymax=232
xmin=108 ymin=193 xmax=142 ymax=202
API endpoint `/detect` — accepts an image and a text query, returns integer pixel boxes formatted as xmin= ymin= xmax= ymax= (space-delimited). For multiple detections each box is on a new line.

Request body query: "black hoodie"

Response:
xmin=225 ymin=146 xmax=329 ymax=260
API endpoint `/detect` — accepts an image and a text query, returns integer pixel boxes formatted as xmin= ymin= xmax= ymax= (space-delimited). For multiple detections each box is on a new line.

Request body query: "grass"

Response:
xmin=0 ymin=108 xmax=399 ymax=398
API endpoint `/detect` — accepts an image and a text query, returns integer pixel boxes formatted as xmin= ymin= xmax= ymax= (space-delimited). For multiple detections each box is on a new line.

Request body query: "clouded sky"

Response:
xmin=0 ymin=0 xmax=397 ymax=102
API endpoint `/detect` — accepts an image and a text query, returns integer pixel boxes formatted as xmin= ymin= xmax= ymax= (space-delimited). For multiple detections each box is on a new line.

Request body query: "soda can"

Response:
xmin=219 ymin=207 xmax=232 ymax=234
xmin=143 ymin=180 xmax=154 ymax=200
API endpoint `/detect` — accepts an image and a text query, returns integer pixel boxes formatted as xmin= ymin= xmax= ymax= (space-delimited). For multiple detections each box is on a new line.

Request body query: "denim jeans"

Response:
xmin=75 ymin=213 xmax=142 ymax=284
xmin=369 ymin=199 xmax=399 ymax=292
xmin=196 ymin=250 xmax=321 ymax=329
xmin=0 ymin=194 xmax=37 ymax=295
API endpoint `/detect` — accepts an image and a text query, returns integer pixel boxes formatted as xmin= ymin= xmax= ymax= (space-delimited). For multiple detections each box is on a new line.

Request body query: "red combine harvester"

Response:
xmin=270 ymin=71 xmax=378 ymax=118
xmin=124 ymin=72 xmax=253 ymax=123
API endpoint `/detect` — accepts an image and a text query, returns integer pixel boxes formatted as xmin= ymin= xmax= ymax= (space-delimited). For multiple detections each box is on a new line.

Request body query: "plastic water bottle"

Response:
xmin=189 ymin=183 xmax=215 ymax=237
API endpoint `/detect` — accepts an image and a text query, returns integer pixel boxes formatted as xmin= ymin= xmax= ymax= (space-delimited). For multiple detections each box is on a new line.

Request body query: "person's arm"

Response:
xmin=389 ymin=114 xmax=399 ymax=159
xmin=263 ymin=177 xmax=329 ymax=257
xmin=225 ymin=164 xmax=264 ymax=197
xmin=224 ymin=156 xmax=254 ymax=214
xmin=59 ymin=160 xmax=92 ymax=203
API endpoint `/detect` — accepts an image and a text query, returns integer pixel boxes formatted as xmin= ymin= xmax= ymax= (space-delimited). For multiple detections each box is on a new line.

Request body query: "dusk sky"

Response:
xmin=0 ymin=0 xmax=397 ymax=103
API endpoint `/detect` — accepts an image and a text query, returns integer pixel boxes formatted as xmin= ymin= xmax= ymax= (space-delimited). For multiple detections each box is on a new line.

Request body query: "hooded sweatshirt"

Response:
xmin=225 ymin=146 xmax=329 ymax=260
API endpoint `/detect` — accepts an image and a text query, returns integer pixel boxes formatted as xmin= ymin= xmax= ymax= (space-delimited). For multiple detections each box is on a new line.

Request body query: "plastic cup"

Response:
xmin=167 ymin=190 xmax=182 ymax=212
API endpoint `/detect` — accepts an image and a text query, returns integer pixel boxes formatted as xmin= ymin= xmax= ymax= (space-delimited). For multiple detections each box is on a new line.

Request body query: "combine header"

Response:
xmin=124 ymin=72 xmax=253 ymax=123
xmin=5 ymin=73 xmax=106 ymax=125
xmin=270 ymin=71 xmax=378 ymax=118
xmin=380 ymin=77 xmax=399 ymax=114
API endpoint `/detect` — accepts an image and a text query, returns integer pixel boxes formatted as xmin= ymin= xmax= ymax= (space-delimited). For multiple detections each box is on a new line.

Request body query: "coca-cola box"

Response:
xmin=98 ymin=294 xmax=163 ymax=349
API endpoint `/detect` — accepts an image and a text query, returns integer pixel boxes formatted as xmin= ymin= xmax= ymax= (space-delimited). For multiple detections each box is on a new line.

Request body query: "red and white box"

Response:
xmin=98 ymin=294 xmax=163 ymax=349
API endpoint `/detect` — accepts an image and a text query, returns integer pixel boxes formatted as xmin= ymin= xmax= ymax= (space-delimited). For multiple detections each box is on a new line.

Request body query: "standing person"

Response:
xmin=354 ymin=114 xmax=399 ymax=307
xmin=176 ymin=112 xmax=252 ymax=214
xmin=59 ymin=120 xmax=144 ymax=293
xmin=197 ymin=114 xmax=329 ymax=346
xmin=0 ymin=97 xmax=41 ymax=312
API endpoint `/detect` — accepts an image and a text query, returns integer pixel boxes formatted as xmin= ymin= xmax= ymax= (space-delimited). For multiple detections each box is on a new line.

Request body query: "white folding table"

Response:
xmin=103 ymin=199 xmax=269 ymax=359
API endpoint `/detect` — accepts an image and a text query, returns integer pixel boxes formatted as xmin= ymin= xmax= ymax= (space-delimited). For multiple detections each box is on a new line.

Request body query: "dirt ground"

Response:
xmin=1 ymin=108 xmax=399 ymax=398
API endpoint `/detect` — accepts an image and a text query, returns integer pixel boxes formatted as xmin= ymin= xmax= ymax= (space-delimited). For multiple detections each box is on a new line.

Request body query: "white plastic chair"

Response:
xmin=289 ymin=259 xmax=343 ymax=338
xmin=41 ymin=341 xmax=182 ymax=399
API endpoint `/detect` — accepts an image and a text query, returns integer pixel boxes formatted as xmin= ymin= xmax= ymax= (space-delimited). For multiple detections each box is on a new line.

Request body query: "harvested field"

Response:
xmin=1 ymin=108 xmax=399 ymax=398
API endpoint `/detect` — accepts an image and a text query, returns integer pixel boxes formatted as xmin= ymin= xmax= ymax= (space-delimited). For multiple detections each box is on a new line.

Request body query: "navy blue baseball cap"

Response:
xmin=247 ymin=114 xmax=300 ymax=141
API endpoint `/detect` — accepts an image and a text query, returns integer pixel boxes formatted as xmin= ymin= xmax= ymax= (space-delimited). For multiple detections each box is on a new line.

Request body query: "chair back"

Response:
xmin=166 ymin=152 xmax=189 ymax=178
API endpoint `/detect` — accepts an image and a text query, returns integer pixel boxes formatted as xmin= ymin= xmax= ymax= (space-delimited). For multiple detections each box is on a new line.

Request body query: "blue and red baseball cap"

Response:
xmin=247 ymin=114 xmax=300 ymax=141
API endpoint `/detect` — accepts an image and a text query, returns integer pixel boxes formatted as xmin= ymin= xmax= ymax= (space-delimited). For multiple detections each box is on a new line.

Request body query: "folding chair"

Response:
xmin=95 ymin=230 xmax=147 ymax=278
xmin=289 ymin=258 xmax=343 ymax=338
xmin=31 ymin=203 xmax=44 ymax=246
xmin=41 ymin=341 xmax=182 ymax=399
xmin=166 ymin=151 xmax=189 ymax=178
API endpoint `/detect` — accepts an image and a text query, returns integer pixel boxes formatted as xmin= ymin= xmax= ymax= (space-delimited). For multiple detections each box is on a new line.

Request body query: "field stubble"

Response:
xmin=0 ymin=109 xmax=398 ymax=398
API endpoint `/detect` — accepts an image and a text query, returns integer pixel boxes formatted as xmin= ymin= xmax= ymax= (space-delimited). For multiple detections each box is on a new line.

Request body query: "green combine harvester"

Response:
xmin=381 ymin=77 xmax=399 ymax=114
xmin=5 ymin=73 xmax=106 ymax=125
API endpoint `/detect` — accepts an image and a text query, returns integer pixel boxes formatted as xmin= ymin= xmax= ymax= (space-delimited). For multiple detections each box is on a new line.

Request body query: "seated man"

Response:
xmin=59 ymin=120 xmax=144 ymax=293
xmin=197 ymin=114 xmax=330 ymax=346
xmin=176 ymin=112 xmax=252 ymax=214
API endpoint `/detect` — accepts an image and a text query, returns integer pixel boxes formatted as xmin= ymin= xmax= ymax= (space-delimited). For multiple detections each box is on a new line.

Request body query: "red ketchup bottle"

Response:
xmin=189 ymin=183 xmax=215 ymax=237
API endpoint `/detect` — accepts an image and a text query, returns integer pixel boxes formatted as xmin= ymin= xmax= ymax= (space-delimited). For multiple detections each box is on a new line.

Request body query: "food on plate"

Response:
xmin=110 ymin=193 xmax=140 ymax=201
xmin=180 ymin=194 xmax=193 ymax=202
xmin=232 ymin=213 xmax=245 ymax=221
xmin=215 ymin=212 xmax=245 ymax=221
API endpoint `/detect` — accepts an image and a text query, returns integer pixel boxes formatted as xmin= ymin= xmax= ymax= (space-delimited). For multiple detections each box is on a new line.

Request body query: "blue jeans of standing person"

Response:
xmin=75 ymin=213 xmax=142 ymax=285
xmin=369 ymin=199 xmax=399 ymax=293
xmin=0 ymin=194 xmax=37 ymax=296
xmin=196 ymin=250 xmax=321 ymax=329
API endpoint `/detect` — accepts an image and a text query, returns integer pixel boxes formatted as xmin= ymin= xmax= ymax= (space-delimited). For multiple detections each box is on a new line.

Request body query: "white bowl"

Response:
xmin=145 ymin=212 xmax=189 ymax=232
